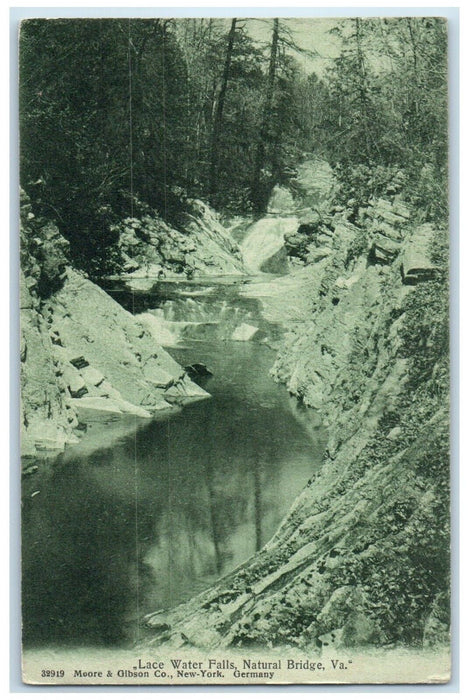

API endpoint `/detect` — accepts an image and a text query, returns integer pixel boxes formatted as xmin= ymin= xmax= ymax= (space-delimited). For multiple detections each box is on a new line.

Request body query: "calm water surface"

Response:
xmin=22 ymin=279 xmax=325 ymax=648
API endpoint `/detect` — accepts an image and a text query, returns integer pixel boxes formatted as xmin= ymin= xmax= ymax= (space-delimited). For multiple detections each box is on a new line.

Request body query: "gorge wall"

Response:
xmin=19 ymin=161 xmax=450 ymax=652
xmin=19 ymin=193 xmax=244 ymax=458
xmin=142 ymin=172 xmax=450 ymax=652
xmin=113 ymin=198 xmax=246 ymax=283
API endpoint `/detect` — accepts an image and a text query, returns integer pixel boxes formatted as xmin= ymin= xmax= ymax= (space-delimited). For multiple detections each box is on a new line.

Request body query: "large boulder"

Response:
xmin=231 ymin=323 xmax=260 ymax=341
xmin=401 ymin=224 xmax=439 ymax=285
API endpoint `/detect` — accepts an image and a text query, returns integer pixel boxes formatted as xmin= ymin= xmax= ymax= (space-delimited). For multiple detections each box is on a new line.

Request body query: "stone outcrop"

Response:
xmin=20 ymin=188 xmax=69 ymax=298
xmin=266 ymin=185 xmax=296 ymax=215
xmin=20 ymin=271 xmax=79 ymax=456
xmin=365 ymin=196 xmax=411 ymax=265
xmin=19 ymin=198 xmax=210 ymax=458
xmin=401 ymin=223 xmax=439 ymax=284
xmin=113 ymin=198 xmax=245 ymax=281
xmin=21 ymin=265 xmax=209 ymax=457
xmin=290 ymin=159 xmax=335 ymax=211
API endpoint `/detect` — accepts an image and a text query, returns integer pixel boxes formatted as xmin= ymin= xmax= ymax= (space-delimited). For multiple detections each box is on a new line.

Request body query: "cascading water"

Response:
xmin=240 ymin=185 xmax=299 ymax=273
xmin=240 ymin=216 xmax=298 ymax=273
xmin=21 ymin=162 xmax=334 ymax=654
xmin=137 ymin=292 xmax=265 ymax=347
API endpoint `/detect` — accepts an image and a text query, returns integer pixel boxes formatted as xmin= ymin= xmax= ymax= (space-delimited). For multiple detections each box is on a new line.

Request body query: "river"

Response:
xmin=22 ymin=275 xmax=325 ymax=651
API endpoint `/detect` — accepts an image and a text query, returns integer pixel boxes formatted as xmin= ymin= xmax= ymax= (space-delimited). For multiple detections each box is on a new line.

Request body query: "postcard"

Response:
xmin=19 ymin=15 xmax=451 ymax=685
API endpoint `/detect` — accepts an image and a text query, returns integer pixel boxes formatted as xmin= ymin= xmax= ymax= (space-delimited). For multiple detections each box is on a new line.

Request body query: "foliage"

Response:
xmin=322 ymin=18 xmax=447 ymax=225
xmin=398 ymin=232 xmax=449 ymax=388
xmin=344 ymin=226 xmax=369 ymax=267
xmin=334 ymin=163 xmax=406 ymax=221
xmin=19 ymin=17 xmax=448 ymax=275
xmin=19 ymin=18 xmax=307 ymax=274
xmin=341 ymin=229 xmax=450 ymax=644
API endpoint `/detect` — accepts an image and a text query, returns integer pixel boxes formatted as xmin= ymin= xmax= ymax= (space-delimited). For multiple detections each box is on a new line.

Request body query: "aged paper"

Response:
xmin=19 ymin=15 xmax=451 ymax=685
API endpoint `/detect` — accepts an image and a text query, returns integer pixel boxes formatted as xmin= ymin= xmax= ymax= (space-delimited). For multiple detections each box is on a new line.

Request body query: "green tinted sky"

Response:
xmin=244 ymin=17 xmax=342 ymax=76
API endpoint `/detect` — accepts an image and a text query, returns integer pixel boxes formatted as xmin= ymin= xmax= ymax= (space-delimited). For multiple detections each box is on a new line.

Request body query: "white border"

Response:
xmin=6 ymin=4 xmax=461 ymax=698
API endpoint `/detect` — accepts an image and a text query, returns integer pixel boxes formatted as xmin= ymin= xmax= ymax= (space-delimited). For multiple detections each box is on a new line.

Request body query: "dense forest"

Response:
xmin=19 ymin=17 xmax=447 ymax=277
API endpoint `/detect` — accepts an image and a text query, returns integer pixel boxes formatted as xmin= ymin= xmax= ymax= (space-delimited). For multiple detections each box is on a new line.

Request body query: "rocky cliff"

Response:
xmin=20 ymin=194 xmax=210 ymax=459
xmin=113 ymin=198 xmax=246 ymax=282
xmin=142 ymin=186 xmax=450 ymax=652
xmin=20 ymin=186 xmax=249 ymax=459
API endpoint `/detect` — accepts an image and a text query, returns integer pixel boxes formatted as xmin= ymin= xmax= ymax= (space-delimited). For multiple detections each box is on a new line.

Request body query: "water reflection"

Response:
xmin=22 ymin=310 xmax=325 ymax=649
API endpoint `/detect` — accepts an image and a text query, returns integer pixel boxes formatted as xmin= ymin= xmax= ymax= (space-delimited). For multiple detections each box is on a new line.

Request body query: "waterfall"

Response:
xmin=136 ymin=295 xmax=260 ymax=347
xmin=239 ymin=185 xmax=298 ymax=273
xmin=240 ymin=217 xmax=298 ymax=273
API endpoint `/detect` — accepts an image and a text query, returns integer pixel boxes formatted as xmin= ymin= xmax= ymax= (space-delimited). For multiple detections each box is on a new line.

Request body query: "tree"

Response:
xmin=251 ymin=18 xmax=280 ymax=211
xmin=19 ymin=17 xmax=448 ymax=278
xmin=209 ymin=18 xmax=238 ymax=202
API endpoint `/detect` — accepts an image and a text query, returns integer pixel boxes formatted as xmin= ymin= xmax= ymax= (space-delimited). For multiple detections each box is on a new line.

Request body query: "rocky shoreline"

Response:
xmin=141 ymin=190 xmax=450 ymax=652
xmin=20 ymin=265 xmax=210 ymax=457
xmin=19 ymin=193 xmax=245 ymax=459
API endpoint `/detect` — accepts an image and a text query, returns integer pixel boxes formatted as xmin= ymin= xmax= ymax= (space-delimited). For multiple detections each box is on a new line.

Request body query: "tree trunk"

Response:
xmin=354 ymin=18 xmax=371 ymax=159
xmin=251 ymin=18 xmax=279 ymax=212
xmin=208 ymin=18 xmax=237 ymax=202
xmin=406 ymin=18 xmax=420 ymax=119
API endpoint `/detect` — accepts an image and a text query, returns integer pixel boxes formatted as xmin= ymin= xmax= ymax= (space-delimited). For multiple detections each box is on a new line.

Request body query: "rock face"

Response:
xmin=20 ymin=271 xmax=79 ymax=455
xmin=142 ymin=193 xmax=449 ymax=653
xmin=291 ymin=159 xmax=335 ymax=209
xmin=21 ymin=267 xmax=209 ymax=456
xmin=114 ymin=198 xmax=245 ymax=280
xmin=20 ymin=188 xmax=69 ymax=298
xmin=20 ymin=203 xmax=209 ymax=457
xmin=266 ymin=185 xmax=296 ymax=214
xmin=178 ymin=199 xmax=245 ymax=274
xmin=285 ymin=218 xmax=335 ymax=263
xmin=401 ymin=223 xmax=439 ymax=284
xmin=365 ymin=196 xmax=411 ymax=265
xmin=51 ymin=268 xmax=208 ymax=403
